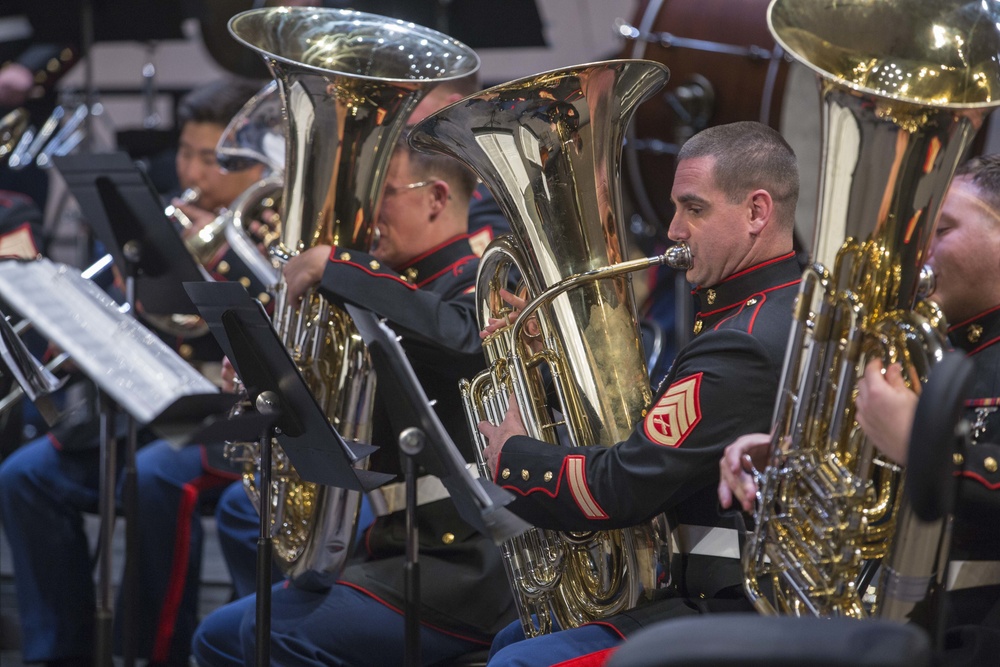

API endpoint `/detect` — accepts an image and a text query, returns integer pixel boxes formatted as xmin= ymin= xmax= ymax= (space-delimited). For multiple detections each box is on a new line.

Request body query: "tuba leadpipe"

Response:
xmin=228 ymin=6 xmax=479 ymax=583
xmin=411 ymin=59 xmax=681 ymax=636
xmin=745 ymin=0 xmax=1000 ymax=623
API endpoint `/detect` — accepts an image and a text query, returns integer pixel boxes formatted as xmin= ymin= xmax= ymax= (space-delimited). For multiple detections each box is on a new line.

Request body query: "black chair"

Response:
xmin=605 ymin=614 xmax=932 ymax=667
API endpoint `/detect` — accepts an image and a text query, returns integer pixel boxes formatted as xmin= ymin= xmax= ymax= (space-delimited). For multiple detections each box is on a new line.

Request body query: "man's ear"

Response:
xmin=748 ymin=189 xmax=774 ymax=236
xmin=428 ymin=180 xmax=450 ymax=217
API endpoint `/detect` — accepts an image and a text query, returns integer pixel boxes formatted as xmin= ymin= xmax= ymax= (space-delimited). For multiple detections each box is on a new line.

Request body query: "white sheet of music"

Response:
xmin=0 ymin=257 xmax=217 ymax=424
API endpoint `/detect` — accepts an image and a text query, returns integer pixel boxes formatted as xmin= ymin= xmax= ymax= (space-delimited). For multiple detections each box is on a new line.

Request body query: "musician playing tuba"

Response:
xmin=717 ymin=156 xmax=1000 ymax=665
xmin=479 ymin=121 xmax=802 ymax=666
xmin=192 ymin=121 xmax=517 ymax=667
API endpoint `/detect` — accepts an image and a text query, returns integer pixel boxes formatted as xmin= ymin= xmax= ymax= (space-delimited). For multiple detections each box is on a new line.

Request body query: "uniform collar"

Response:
xmin=396 ymin=235 xmax=476 ymax=287
xmin=948 ymin=303 xmax=1000 ymax=354
xmin=693 ymin=251 xmax=799 ymax=326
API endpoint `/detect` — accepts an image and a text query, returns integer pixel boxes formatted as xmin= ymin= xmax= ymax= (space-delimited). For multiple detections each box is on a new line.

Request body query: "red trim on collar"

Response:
xmin=969 ymin=336 xmax=1000 ymax=356
xmin=956 ymin=469 xmax=1000 ymax=490
xmin=706 ymin=251 xmax=796 ymax=289
xmin=398 ymin=234 xmax=473 ymax=270
xmin=701 ymin=278 xmax=801 ymax=323
xmin=948 ymin=303 xmax=1000 ymax=331
xmin=415 ymin=254 xmax=477 ymax=288
xmin=328 ymin=257 xmax=417 ymax=290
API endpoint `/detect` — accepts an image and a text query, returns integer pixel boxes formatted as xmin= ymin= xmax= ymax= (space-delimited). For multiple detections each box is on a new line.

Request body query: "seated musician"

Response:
xmin=477 ymin=121 xmax=802 ymax=667
xmin=720 ymin=154 xmax=1000 ymax=667
xmin=0 ymin=77 xmax=271 ymax=667
xmin=191 ymin=129 xmax=515 ymax=667
xmin=205 ymin=71 xmax=512 ymax=603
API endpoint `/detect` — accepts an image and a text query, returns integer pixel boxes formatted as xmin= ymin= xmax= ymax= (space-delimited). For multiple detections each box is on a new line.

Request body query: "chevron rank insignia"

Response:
xmin=643 ymin=373 xmax=703 ymax=447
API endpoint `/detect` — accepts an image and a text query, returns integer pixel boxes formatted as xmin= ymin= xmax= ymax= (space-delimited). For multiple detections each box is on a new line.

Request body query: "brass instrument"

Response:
xmin=0 ymin=108 xmax=29 ymax=162
xmin=410 ymin=59 xmax=689 ymax=636
xmin=744 ymin=0 xmax=1000 ymax=621
xmin=228 ymin=6 xmax=480 ymax=583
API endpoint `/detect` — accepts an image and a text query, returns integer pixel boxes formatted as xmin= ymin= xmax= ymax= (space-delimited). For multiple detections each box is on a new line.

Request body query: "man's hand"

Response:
xmin=172 ymin=200 xmax=217 ymax=240
xmin=220 ymin=356 xmax=240 ymax=394
xmin=856 ymin=358 xmax=918 ymax=465
xmin=0 ymin=63 xmax=34 ymax=108
xmin=480 ymin=288 xmax=542 ymax=352
xmin=282 ymin=245 xmax=331 ymax=303
xmin=718 ymin=432 xmax=772 ymax=512
xmin=478 ymin=396 xmax=527 ymax=473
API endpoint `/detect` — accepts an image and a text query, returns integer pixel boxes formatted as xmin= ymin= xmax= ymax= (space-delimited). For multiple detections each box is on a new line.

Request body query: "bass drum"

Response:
xmin=619 ymin=0 xmax=789 ymax=234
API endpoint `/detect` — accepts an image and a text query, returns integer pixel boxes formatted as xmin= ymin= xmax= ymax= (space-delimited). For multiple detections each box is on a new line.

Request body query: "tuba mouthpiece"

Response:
xmin=917 ymin=264 xmax=936 ymax=298
xmin=662 ymin=243 xmax=692 ymax=270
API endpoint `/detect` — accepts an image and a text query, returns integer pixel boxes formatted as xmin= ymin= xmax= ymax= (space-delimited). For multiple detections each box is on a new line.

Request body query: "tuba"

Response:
xmin=410 ymin=59 xmax=689 ymax=636
xmin=744 ymin=0 xmax=1000 ymax=621
xmin=227 ymin=7 xmax=479 ymax=583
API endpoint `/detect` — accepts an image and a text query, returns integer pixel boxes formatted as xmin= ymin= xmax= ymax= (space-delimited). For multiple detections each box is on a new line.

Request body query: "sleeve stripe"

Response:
xmin=567 ymin=455 xmax=608 ymax=520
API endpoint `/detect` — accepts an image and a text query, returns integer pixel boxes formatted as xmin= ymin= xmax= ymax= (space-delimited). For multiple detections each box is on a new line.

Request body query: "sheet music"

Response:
xmin=0 ymin=258 xmax=217 ymax=424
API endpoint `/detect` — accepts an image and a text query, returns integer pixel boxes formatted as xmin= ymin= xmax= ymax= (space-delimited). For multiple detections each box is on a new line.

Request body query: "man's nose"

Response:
xmin=667 ymin=215 xmax=686 ymax=242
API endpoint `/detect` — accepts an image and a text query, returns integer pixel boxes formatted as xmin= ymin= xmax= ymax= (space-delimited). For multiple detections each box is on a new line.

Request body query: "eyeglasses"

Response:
xmin=382 ymin=180 xmax=434 ymax=198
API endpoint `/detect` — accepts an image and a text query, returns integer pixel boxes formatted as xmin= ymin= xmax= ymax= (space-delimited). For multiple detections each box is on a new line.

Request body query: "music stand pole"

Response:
xmin=400 ymin=427 xmax=425 ymax=667
xmin=254 ymin=392 xmax=278 ymax=667
xmin=119 ymin=241 xmax=142 ymax=667
xmin=95 ymin=391 xmax=117 ymax=667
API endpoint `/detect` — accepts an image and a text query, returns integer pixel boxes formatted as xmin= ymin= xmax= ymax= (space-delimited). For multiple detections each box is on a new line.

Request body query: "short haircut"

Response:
xmin=954 ymin=154 xmax=1000 ymax=212
xmin=177 ymin=78 xmax=265 ymax=129
xmin=678 ymin=121 xmax=800 ymax=227
xmin=396 ymin=131 xmax=478 ymax=203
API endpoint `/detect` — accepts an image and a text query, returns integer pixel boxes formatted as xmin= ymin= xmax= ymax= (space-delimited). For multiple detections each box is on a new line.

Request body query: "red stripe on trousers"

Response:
xmin=152 ymin=483 xmax=198 ymax=661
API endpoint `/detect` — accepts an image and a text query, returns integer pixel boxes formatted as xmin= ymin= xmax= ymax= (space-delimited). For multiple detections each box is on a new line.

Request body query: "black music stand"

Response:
xmin=52 ymin=151 xmax=210 ymax=316
xmin=50 ymin=150 xmax=215 ymax=666
xmin=0 ymin=258 xmax=235 ymax=667
xmin=185 ymin=281 xmax=394 ymax=667
xmin=346 ymin=303 xmax=530 ymax=667
xmin=0 ymin=304 xmax=65 ymax=426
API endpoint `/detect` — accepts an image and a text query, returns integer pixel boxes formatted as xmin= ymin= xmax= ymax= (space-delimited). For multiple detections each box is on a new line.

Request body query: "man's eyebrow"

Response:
xmin=673 ymin=193 xmax=709 ymax=206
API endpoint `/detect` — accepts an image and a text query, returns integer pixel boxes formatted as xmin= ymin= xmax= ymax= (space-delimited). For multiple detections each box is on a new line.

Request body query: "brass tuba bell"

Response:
xmin=227 ymin=6 xmax=480 ymax=584
xmin=744 ymin=0 xmax=1000 ymax=622
xmin=410 ymin=59 xmax=687 ymax=635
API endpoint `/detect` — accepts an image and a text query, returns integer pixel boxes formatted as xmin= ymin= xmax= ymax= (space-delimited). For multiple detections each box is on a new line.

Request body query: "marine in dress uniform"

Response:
xmin=482 ymin=120 xmax=803 ymax=667
xmin=192 ymin=237 xmax=515 ymax=667
xmin=487 ymin=253 xmax=802 ymax=666
xmin=192 ymin=139 xmax=515 ymax=667
xmin=941 ymin=306 xmax=1000 ymax=659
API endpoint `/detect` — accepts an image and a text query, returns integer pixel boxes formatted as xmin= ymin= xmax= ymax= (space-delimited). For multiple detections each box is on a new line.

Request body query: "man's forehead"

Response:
xmin=946 ymin=179 xmax=1000 ymax=224
xmin=672 ymin=157 xmax=718 ymax=199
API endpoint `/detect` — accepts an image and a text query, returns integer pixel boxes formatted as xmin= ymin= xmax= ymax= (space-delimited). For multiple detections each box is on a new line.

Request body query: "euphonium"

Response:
xmin=744 ymin=0 xmax=1000 ymax=622
xmin=228 ymin=7 xmax=479 ymax=583
xmin=410 ymin=59 xmax=688 ymax=636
